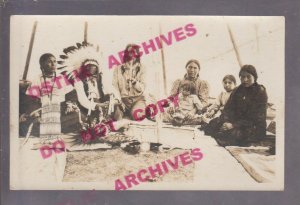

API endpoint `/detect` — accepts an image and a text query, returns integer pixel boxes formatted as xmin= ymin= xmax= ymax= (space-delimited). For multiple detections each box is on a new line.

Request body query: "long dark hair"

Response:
xmin=121 ymin=44 xmax=141 ymax=75
xmin=39 ymin=53 xmax=55 ymax=74
xmin=123 ymin=44 xmax=141 ymax=64
xmin=39 ymin=53 xmax=55 ymax=66
xmin=39 ymin=53 xmax=56 ymax=99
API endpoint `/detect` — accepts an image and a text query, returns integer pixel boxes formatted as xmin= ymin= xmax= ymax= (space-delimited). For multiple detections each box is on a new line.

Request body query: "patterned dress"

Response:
xmin=25 ymin=73 xmax=72 ymax=141
xmin=170 ymin=74 xmax=210 ymax=106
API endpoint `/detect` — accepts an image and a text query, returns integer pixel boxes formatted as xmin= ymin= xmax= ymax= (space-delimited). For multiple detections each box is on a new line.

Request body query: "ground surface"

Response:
xmin=63 ymin=148 xmax=195 ymax=183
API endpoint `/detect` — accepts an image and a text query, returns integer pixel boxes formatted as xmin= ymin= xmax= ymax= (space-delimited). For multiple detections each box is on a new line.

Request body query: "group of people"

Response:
xmin=166 ymin=60 xmax=268 ymax=146
xmin=19 ymin=43 xmax=268 ymax=146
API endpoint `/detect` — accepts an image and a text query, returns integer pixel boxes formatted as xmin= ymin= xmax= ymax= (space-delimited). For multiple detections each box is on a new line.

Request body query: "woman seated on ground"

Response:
xmin=203 ymin=75 xmax=236 ymax=122
xmin=170 ymin=59 xmax=210 ymax=106
xmin=165 ymin=80 xmax=203 ymax=126
xmin=204 ymin=65 xmax=268 ymax=146
xmin=112 ymin=44 xmax=147 ymax=120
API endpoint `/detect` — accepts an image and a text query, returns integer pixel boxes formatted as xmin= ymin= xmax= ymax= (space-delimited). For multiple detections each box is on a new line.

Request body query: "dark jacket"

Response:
xmin=222 ymin=82 xmax=268 ymax=138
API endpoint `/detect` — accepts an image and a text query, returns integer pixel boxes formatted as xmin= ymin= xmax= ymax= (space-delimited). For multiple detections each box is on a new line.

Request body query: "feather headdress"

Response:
xmin=57 ymin=41 xmax=101 ymax=84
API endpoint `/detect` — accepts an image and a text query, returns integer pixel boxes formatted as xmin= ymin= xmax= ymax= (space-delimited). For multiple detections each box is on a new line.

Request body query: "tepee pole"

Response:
xmin=226 ymin=23 xmax=243 ymax=68
xmin=84 ymin=21 xmax=88 ymax=42
xmin=159 ymin=24 xmax=168 ymax=96
xmin=22 ymin=21 xmax=38 ymax=80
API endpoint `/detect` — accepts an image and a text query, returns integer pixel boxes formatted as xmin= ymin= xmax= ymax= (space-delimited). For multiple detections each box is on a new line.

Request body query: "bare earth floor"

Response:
xmin=63 ymin=148 xmax=195 ymax=183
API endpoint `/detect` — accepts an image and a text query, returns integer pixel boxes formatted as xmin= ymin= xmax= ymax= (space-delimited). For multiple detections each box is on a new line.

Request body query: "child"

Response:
xmin=205 ymin=75 xmax=236 ymax=120
xmin=166 ymin=80 xmax=203 ymax=126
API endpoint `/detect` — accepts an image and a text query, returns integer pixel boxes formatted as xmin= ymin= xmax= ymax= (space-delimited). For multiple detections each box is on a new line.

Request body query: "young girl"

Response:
xmin=166 ymin=80 xmax=203 ymax=126
xmin=205 ymin=75 xmax=236 ymax=119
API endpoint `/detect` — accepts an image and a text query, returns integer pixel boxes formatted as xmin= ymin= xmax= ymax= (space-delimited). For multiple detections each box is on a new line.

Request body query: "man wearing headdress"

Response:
xmin=58 ymin=42 xmax=127 ymax=143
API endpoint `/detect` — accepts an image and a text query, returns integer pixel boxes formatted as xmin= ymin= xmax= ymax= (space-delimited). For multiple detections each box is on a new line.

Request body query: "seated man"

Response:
xmin=58 ymin=42 xmax=128 ymax=143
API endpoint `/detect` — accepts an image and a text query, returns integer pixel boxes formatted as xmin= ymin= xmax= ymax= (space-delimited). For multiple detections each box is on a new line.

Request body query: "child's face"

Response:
xmin=182 ymin=88 xmax=191 ymax=96
xmin=223 ymin=79 xmax=235 ymax=92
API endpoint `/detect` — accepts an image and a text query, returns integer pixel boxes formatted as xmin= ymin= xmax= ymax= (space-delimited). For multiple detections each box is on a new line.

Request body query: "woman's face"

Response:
xmin=223 ymin=79 xmax=235 ymax=92
xmin=42 ymin=56 xmax=56 ymax=74
xmin=240 ymin=71 xmax=255 ymax=87
xmin=186 ymin=62 xmax=199 ymax=79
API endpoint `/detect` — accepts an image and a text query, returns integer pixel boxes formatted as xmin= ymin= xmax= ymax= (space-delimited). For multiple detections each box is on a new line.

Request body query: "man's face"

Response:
xmin=186 ymin=62 xmax=199 ymax=79
xmin=87 ymin=64 xmax=98 ymax=76
xmin=42 ymin=56 xmax=56 ymax=74
xmin=240 ymin=71 xmax=255 ymax=87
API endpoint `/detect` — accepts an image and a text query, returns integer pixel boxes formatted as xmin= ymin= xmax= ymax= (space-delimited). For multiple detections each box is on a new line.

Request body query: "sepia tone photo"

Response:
xmin=10 ymin=16 xmax=284 ymax=190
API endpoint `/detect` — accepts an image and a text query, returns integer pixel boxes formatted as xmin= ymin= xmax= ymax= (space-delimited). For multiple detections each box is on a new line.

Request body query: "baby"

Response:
xmin=167 ymin=80 xmax=203 ymax=126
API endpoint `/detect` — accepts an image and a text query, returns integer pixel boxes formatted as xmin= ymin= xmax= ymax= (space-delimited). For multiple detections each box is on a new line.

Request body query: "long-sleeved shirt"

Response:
xmin=170 ymin=74 xmax=210 ymax=106
xmin=209 ymin=90 xmax=232 ymax=112
xmin=112 ymin=63 xmax=146 ymax=100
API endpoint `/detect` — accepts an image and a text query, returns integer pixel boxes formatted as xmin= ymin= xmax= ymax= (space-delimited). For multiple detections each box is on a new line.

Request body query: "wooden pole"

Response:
xmin=22 ymin=21 xmax=37 ymax=80
xmin=159 ymin=24 xmax=167 ymax=96
xmin=226 ymin=23 xmax=243 ymax=68
xmin=84 ymin=21 xmax=88 ymax=42
xmin=155 ymin=72 xmax=162 ymax=144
